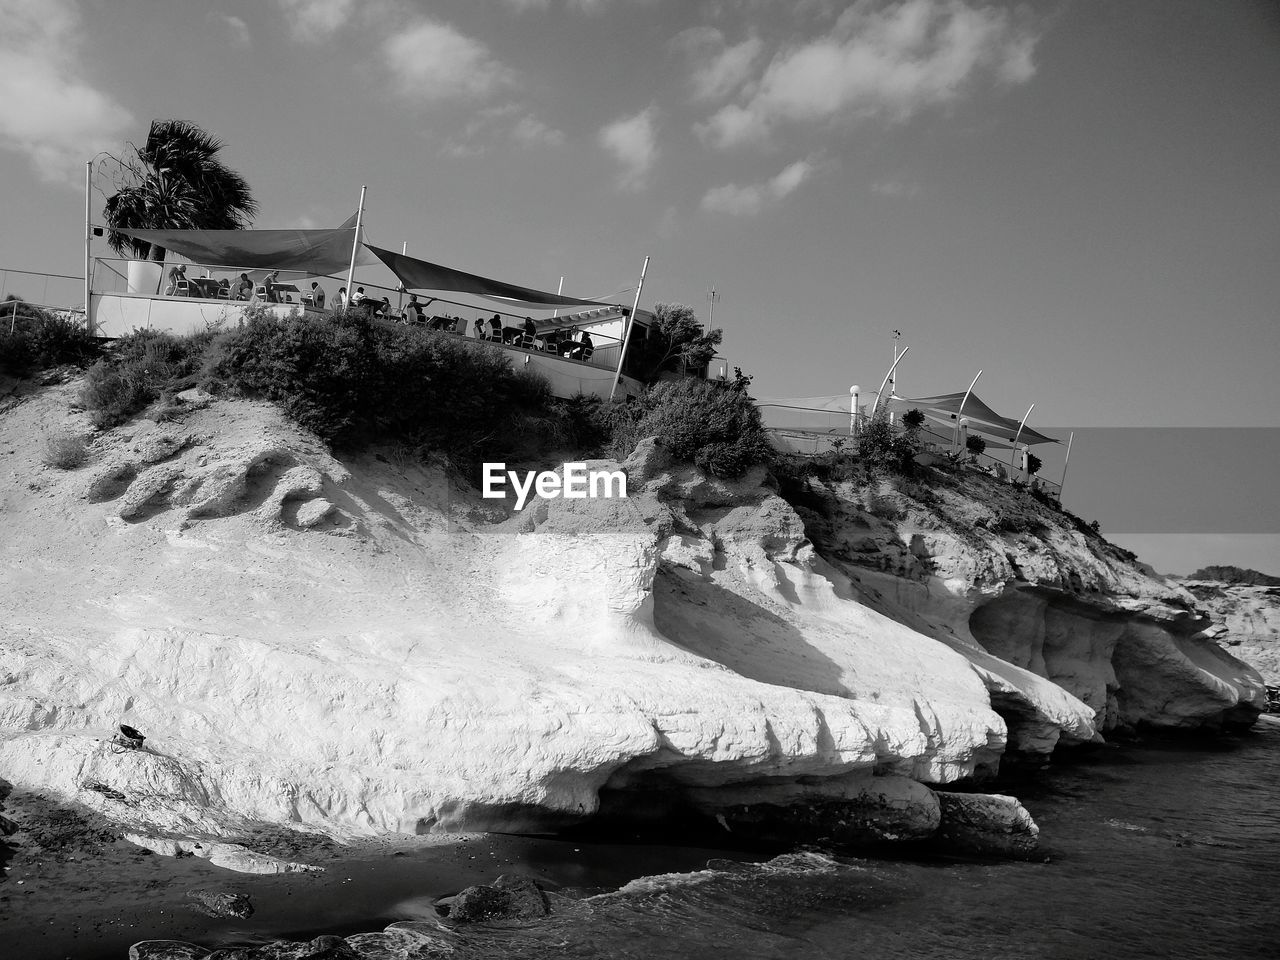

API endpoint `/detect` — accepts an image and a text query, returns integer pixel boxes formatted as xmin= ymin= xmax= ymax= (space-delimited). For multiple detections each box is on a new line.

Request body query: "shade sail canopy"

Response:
xmin=895 ymin=392 xmax=1058 ymax=445
xmin=109 ymin=214 xmax=376 ymax=274
xmin=366 ymin=243 xmax=610 ymax=309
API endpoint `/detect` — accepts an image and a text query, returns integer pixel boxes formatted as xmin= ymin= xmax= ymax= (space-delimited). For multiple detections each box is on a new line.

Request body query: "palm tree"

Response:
xmin=103 ymin=119 xmax=258 ymax=262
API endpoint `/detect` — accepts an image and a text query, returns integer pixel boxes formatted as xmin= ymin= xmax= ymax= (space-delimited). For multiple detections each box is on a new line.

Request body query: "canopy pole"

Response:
xmin=83 ymin=160 xmax=92 ymax=333
xmin=870 ymin=346 xmax=909 ymax=418
xmin=609 ymin=255 xmax=650 ymax=401
xmin=954 ymin=370 xmax=982 ymax=452
xmin=553 ymin=276 xmax=564 ymax=318
xmin=1009 ymin=403 xmax=1035 ymax=472
xmin=345 ymin=185 xmax=366 ymax=306
xmin=1059 ymin=430 xmax=1075 ymax=500
xmin=396 ymin=241 xmax=406 ymax=313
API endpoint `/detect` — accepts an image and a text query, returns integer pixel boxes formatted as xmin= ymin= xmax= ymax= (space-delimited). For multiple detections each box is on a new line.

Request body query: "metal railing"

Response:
xmin=1 ymin=266 xmax=85 ymax=314
xmin=762 ymin=403 xmax=1061 ymax=498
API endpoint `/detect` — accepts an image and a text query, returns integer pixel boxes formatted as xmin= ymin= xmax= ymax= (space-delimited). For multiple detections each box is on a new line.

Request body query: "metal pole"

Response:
xmin=396 ymin=240 xmax=406 ymax=313
xmin=707 ymin=287 xmax=719 ymax=333
xmin=890 ymin=329 xmax=901 ymax=396
xmin=954 ymin=369 xmax=982 ymax=451
xmin=553 ymin=276 xmax=564 ymax=319
xmin=1059 ymin=430 xmax=1075 ymax=500
xmin=870 ymin=346 xmax=909 ymax=418
xmin=608 ymin=255 xmax=650 ymax=401
xmin=84 ymin=160 xmax=92 ymax=333
xmin=345 ymin=185 xmax=366 ymax=306
xmin=1009 ymin=403 xmax=1035 ymax=471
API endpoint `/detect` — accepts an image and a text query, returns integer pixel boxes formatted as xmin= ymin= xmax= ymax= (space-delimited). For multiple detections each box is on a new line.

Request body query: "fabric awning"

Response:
xmin=109 ymin=214 xmax=376 ymax=275
xmin=366 ymin=244 xmax=610 ymax=309
xmin=894 ymin=392 xmax=1058 ymax=445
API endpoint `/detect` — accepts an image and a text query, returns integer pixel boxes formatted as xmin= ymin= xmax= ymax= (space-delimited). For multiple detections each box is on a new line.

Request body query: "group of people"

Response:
xmin=160 ymin=269 xmax=597 ymax=361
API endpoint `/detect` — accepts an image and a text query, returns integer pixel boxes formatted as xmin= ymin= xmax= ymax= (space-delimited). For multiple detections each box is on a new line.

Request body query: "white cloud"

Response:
xmin=0 ymin=0 xmax=133 ymax=184
xmin=697 ymin=0 xmax=1038 ymax=148
xmin=701 ymin=158 xmax=815 ymax=216
xmin=211 ymin=12 xmax=251 ymax=49
xmin=598 ymin=105 xmax=659 ymax=191
xmin=384 ymin=19 xmax=516 ymax=102
xmin=511 ymin=115 xmax=566 ymax=148
xmin=674 ymin=27 xmax=763 ymax=103
xmin=276 ymin=0 xmax=357 ymax=42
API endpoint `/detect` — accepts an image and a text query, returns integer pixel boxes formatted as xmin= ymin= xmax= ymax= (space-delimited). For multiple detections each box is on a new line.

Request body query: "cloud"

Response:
xmin=384 ymin=19 xmax=516 ymax=102
xmin=511 ymin=115 xmax=566 ymax=148
xmin=674 ymin=27 xmax=763 ymax=103
xmin=211 ymin=12 xmax=251 ymax=49
xmin=276 ymin=0 xmax=357 ymax=42
xmin=696 ymin=0 xmax=1039 ymax=148
xmin=0 ymin=0 xmax=133 ymax=184
xmin=598 ymin=105 xmax=659 ymax=190
xmin=701 ymin=158 xmax=815 ymax=216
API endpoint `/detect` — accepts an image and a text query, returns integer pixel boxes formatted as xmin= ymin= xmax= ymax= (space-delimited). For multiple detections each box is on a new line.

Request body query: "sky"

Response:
xmin=0 ymin=0 xmax=1276 ymax=574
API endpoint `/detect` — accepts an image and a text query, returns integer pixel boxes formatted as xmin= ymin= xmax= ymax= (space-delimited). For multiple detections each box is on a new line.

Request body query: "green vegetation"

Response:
xmin=42 ymin=433 xmax=91 ymax=470
xmin=1187 ymin=565 xmax=1280 ymax=586
xmin=0 ymin=299 xmax=99 ymax=377
xmin=72 ymin=308 xmax=772 ymax=479
xmin=607 ymin=377 xmax=772 ymax=478
xmin=965 ymin=434 xmax=987 ymax=457
xmin=634 ymin=303 xmax=722 ymax=385
xmin=102 ymin=119 xmax=257 ymax=262
xmin=80 ymin=329 xmax=210 ymax=428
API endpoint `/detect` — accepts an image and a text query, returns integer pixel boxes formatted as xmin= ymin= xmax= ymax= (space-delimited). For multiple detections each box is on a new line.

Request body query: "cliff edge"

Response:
xmin=0 ymin=383 xmax=1264 ymax=847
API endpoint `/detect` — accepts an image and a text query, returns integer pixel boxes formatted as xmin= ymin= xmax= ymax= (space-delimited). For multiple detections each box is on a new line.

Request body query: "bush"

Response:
xmin=43 ymin=433 xmax=91 ymax=469
xmin=205 ymin=310 xmax=555 ymax=464
xmin=609 ymin=378 xmax=771 ymax=478
xmin=0 ymin=300 xmax=98 ymax=376
xmin=902 ymin=408 xmax=926 ymax=430
xmin=965 ymin=434 xmax=987 ymax=457
xmin=80 ymin=329 xmax=210 ymax=428
xmin=857 ymin=408 xmax=919 ymax=477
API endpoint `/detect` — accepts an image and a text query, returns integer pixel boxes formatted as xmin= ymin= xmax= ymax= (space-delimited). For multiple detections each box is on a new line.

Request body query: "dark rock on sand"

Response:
xmin=255 ymin=935 xmax=360 ymax=959
xmin=932 ymin=791 xmax=1041 ymax=860
xmin=186 ymin=888 xmax=254 ymax=919
xmin=129 ymin=942 xmax=209 ymax=960
xmin=444 ymin=874 xmax=550 ymax=922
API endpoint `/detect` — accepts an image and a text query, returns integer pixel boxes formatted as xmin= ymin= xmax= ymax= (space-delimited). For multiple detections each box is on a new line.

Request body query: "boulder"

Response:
xmin=932 ymin=791 xmax=1040 ymax=860
xmin=444 ymin=875 xmax=550 ymax=922
xmin=129 ymin=943 xmax=209 ymax=960
xmin=186 ymin=888 xmax=254 ymax=919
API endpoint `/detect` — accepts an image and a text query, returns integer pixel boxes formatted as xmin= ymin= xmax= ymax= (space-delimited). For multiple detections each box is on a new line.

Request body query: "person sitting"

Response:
xmin=376 ymin=296 xmax=392 ymax=317
xmin=487 ymin=314 xmax=503 ymax=342
xmin=406 ymin=294 xmax=425 ymax=324
xmin=333 ymin=287 xmax=347 ymax=311
xmin=473 ymin=317 xmax=485 ymax=339
xmin=164 ymin=265 xmax=186 ymax=296
xmin=262 ymin=270 xmax=281 ymax=304
xmin=310 ymin=281 xmax=326 ymax=310
xmin=571 ymin=330 xmax=594 ymax=361
xmin=521 ymin=316 xmax=537 ymax=347
xmin=234 ymin=273 xmax=253 ymax=301
xmin=217 ymin=278 xmax=231 ymax=299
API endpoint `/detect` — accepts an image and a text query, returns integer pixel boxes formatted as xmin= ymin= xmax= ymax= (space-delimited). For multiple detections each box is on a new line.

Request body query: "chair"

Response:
xmin=175 ymin=279 xmax=190 ymax=297
xmin=253 ymin=285 xmax=267 ymax=300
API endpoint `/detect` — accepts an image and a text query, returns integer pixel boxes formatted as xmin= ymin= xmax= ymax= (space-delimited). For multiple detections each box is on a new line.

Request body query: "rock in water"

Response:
xmin=186 ymin=888 xmax=254 ymax=919
xmin=445 ymin=875 xmax=550 ymax=922
xmin=129 ymin=942 xmax=209 ymax=960
xmin=932 ymin=791 xmax=1041 ymax=860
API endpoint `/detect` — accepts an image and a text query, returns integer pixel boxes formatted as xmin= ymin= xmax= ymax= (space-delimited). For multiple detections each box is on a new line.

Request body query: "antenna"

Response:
xmin=707 ymin=287 xmax=720 ymax=332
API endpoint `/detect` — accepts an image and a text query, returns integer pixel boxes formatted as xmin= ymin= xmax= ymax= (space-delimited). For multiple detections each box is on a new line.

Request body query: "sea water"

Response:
xmin=357 ymin=719 xmax=1280 ymax=960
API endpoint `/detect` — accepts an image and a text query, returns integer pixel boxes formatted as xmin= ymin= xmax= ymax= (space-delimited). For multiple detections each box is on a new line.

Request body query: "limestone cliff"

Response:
xmin=1181 ymin=578 xmax=1280 ymax=695
xmin=0 ymin=383 xmax=1263 ymax=849
xmin=784 ymin=467 xmax=1266 ymax=743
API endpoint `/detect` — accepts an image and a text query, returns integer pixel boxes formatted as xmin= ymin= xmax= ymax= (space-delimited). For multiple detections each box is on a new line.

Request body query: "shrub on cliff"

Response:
xmin=80 ymin=329 xmax=209 ymax=428
xmin=206 ymin=309 xmax=551 ymax=462
xmin=0 ymin=300 xmax=98 ymax=376
xmin=855 ymin=408 xmax=919 ymax=477
xmin=609 ymin=378 xmax=771 ymax=478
